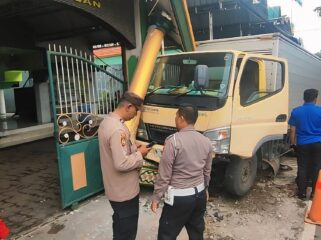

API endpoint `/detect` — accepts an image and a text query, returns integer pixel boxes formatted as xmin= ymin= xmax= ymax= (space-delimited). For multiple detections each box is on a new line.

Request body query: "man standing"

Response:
xmin=151 ymin=104 xmax=213 ymax=240
xmin=98 ymin=91 xmax=150 ymax=240
xmin=289 ymin=88 xmax=321 ymax=199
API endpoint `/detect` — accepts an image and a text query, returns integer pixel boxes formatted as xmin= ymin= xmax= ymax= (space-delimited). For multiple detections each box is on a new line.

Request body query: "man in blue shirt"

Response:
xmin=289 ymin=88 xmax=321 ymax=200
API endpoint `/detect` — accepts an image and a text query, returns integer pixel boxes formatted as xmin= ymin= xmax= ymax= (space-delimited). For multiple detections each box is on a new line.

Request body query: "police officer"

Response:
xmin=98 ymin=91 xmax=150 ymax=240
xmin=151 ymin=104 xmax=213 ymax=240
xmin=289 ymin=88 xmax=321 ymax=200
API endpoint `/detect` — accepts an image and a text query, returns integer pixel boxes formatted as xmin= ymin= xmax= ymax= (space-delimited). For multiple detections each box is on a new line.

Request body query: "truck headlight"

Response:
xmin=137 ymin=120 xmax=149 ymax=140
xmin=204 ymin=127 xmax=231 ymax=154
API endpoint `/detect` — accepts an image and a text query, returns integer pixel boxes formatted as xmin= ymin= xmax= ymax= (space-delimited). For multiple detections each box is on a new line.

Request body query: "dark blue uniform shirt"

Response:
xmin=288 ymin=103 xmax=321 ymax=145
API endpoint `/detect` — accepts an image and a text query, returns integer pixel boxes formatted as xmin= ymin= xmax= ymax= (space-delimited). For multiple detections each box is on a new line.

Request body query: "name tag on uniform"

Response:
xmin=164 ymin=186 xmax=174 ymax=206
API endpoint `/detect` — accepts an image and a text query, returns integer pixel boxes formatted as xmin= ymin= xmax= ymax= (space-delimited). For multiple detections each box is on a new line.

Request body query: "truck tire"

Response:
xmin=224 ymin=155 xmax=257 ymax=196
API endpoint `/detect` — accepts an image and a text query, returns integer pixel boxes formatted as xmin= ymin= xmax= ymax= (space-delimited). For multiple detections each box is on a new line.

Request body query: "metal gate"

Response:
xmin=47 ymin=45 xmax=124 ymax=208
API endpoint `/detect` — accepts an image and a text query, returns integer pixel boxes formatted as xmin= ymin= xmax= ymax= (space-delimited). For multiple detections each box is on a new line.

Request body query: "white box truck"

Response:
xmin=198 ymin=33 xmax=321 ymax=113
xmin=137 ymin=33 xmax=321 ymax=196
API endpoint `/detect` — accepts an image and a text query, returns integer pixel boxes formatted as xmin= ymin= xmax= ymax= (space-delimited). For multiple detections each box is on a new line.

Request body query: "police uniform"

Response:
xmin=153 ymin=126 xmax=213 ymax=240
xmin=98 ymin=93 xmax=144 ymax=240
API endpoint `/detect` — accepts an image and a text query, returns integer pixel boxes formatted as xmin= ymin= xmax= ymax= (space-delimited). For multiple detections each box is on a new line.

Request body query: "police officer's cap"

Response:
xmin=121 ymin=91 xmax=144 ymax=110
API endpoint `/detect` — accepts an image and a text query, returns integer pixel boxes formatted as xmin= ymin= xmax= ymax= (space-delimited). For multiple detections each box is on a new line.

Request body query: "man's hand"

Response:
xmin=137 ymin=145 xmax=151 ymax=157
xmin=290 ymin=144 xmax=297 ymax=152
xmin=151 ymin=200 xmax=159 ymax=213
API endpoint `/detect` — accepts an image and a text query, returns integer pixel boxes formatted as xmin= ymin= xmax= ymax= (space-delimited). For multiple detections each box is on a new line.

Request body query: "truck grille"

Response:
xmin=146 ymin=124 xmax=177 ymax=143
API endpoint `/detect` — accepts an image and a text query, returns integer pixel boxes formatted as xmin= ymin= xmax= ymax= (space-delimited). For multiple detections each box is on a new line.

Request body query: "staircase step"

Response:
xmin=0 ymin=123 xmax=54 ymax=148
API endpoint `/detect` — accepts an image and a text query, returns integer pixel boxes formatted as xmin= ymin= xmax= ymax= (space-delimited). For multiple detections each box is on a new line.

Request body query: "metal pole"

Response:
xmin=161 ymin=40 xmax=165 ymax=55
xmin=209 ymin=10 xmax=213 ymax=40
xmin=0 ymin=89 xmax=6 ymax=118
xmin=126 ymin=26 xmax=165 ymax=141
xmin=128 ymin=25 xmax=165 ymax=97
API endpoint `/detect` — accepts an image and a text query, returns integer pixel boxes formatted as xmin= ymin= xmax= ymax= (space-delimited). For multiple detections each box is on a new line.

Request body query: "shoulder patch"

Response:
xmin=165 ymin=134 xmax=175 ymax=141
xmin=120 ymin=132 xmax=127 ymax=146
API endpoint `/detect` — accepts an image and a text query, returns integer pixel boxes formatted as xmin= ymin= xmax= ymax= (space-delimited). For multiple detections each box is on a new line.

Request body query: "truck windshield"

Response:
xmin=145 ymin=52 xmax=233 ymax=110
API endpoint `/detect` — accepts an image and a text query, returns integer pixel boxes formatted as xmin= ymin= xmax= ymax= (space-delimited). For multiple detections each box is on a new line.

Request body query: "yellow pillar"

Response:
xmin=129 ymin=26 xmax=165 ymax=97
xmin=182 ymin=0 xmax=196 ymax=51
xmin=126 ymin=25 xmax=165 ymax=140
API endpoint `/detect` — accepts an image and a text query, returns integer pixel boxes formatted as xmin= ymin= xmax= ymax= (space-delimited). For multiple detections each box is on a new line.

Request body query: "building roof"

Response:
xmin=93 ymin=47 xmax=121 ymax=58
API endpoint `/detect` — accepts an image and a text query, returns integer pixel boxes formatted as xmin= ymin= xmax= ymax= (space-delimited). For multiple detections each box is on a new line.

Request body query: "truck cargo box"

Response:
xmin=197 ymin=33 xmax=321 ymax=113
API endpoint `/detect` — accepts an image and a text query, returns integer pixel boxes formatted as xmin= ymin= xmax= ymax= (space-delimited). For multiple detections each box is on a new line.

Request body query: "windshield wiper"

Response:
xmin=167 ymin=86 xmax=188 ymax=94
xmin=175 ymin=88 xmax=223 ymax=98
xmin=205 ymin=89 xmax=221 ymax=92
xmin=175 ymin=89 xmax=198 ymax=98
xmin=146 ymin=86 xmax=165 ymax=97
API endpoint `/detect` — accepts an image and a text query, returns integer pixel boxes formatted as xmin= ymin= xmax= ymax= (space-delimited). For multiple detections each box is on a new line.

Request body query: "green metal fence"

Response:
xmin=47 ymin=45 xmax=124 ymax=208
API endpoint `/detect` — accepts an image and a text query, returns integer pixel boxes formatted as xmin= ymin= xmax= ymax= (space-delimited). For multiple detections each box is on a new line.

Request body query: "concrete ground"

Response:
xmin=15 ymin=189 xmax=321 ymax=240
xmin=15 ymin=158 xmax=321 ymax=240
xmin=302 ymin=201 xmax=321 ymax=240
xmin=1 ymin=139 xmax=320 ymax=240
xmin=303 ymin=218 xmax=321 ymax=240
xmin=0 ymin=138 xmax=62 ymax=236
xmin=16 ymin=190 xmax=189 ymax=240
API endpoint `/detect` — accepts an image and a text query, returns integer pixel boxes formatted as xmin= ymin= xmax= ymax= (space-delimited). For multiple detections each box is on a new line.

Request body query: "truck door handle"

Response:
xmin=276 ymin=114 xmax=287 ymax=122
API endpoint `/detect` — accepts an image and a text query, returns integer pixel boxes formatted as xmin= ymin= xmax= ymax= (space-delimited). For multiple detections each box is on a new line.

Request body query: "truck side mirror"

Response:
xmin=194 ymin=65 xmax=209 ymax=90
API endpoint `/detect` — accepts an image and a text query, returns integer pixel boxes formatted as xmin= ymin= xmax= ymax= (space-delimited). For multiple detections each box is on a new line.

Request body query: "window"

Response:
xmin=148 ymin=52 xmax=233 ymax=98
xmin=239 ymin=58 xmax=284 ymax=106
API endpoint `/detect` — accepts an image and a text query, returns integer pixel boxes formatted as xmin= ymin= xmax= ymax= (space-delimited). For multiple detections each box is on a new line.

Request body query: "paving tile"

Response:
xmin=0 ymin=138 xmax=62 ymax=236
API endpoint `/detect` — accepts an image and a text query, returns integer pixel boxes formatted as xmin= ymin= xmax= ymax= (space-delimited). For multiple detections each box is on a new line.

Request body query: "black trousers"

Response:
xmin=158 ymin=190 xmax=207 ymax=240
xmin=297 ymin=142 xmax=321 ymax=195
xmin=109 ymin=195 xmax=139 ymax=240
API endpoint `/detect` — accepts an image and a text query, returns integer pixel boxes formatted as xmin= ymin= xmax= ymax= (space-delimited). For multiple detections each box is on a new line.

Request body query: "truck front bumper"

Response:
xmin=136 ymin=140 xmax=163 ymax=186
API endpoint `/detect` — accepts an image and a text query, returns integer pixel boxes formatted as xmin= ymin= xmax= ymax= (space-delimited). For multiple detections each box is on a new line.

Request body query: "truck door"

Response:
xmin=230 ymin=55 xmax=288 ymax=158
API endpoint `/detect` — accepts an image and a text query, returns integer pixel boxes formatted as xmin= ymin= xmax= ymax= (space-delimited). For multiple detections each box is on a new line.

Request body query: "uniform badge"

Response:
xmin=120 ymin=133 xmax=127 ymax=146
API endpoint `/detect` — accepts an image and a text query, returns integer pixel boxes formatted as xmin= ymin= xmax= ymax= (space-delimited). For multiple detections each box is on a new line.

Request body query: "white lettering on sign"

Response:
xmin=74 ymin=0 xmax=101 ymax=9
xmin=142 ymin=106 xmax=159 ymax=113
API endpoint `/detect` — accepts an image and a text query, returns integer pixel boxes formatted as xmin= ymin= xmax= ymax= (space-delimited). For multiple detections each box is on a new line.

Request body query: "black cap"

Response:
xmin=121 ymin=91 xmax=144 ymax=110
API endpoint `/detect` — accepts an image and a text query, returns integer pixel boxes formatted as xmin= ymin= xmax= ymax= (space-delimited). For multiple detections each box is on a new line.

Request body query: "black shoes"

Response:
xmin=310 ymin=192 xmax=314 ymax=199
xmin=297 ymin=193 xmax=307 ymax=200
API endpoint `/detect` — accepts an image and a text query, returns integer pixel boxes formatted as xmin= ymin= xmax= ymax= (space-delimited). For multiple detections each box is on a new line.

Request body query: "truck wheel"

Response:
xmin=224 ymin=155 xmax=257 ymax=196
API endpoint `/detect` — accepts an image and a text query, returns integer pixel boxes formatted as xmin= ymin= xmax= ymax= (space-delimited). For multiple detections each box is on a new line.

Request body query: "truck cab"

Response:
xmin=137 ymin=50 xmax=288 ymax=196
